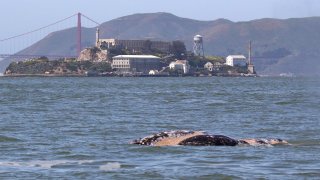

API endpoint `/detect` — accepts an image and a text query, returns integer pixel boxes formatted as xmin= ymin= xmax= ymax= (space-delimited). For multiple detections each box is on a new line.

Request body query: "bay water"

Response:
xmin=0 ymin=77 xmax=319 ymax=179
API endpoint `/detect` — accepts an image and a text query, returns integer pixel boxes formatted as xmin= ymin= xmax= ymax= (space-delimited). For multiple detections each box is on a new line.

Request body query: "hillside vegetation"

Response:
xmin=5 ymin=57 xmax=111 ymax=76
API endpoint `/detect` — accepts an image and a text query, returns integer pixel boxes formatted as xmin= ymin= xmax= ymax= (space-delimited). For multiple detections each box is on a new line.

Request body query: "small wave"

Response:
xmin=33 ymin=160 xmax=94 ymax=169
xmin=0 ymin=160 xmax=94 ymax=169
xmin=99 ymin=162 xmax=121 ymax=171
xmin=248 ymin=143 xmax=273 ymax=147
xmin=275 ymin=101 xmax=292 ymax=105
xmin=288 ymin=140 xmax=320 ymax=146
xmin=61 ymin=154 xmax=93 ymax=160
xmin=206 ymin=99 xmax=227 ymax=105
xmin=0 ymin=135 xmax=21 ymax=142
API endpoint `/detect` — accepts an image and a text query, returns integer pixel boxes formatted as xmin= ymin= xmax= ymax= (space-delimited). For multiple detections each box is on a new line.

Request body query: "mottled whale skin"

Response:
xmin=131 ymin=130 xmax=288 ymax=146
xmin=131 ymin=130 xmax=204 ymax=146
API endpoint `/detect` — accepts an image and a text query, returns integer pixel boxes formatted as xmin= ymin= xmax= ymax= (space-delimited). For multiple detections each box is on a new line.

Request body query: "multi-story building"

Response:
xmin=204 ymin=62 xmax=224 ymax=71
xmin=169 ymin=60 xmax=190 ymax=74
xmin=225 ymin=55 xmax=247 ymax=67
xmin=112 ymin=55 xmax=161 ymax=74
xmin=97 ymin=38 xmax=171 ymax=53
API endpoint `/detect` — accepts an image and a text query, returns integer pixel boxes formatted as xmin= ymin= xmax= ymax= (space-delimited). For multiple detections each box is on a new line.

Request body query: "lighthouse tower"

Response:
xmin=95 ymin=28 xmax=100 ymax=47
xmin=247 ymin=41 xmax=255 ymax=74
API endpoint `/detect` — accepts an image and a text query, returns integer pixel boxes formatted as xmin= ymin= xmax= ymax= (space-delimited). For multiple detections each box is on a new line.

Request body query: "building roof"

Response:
xmin=170 ymin=60 xmax=188 ymax=65
xmin=227 ymin=55 xmax=246 ymax=59
xmin=113 ymin=55 xmax=161 ymax=59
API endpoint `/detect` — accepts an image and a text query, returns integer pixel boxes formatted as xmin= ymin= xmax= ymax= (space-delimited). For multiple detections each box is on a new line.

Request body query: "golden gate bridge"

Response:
xmin=0 ymin=12 xmax=100 ymax=60
xmin=0 ymin=12 xmax=277 ymax=66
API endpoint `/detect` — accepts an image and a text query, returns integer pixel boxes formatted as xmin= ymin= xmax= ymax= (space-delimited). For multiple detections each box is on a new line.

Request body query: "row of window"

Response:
xmin=113 ymin=65 xmax=130 ymax=68
xmin=113 ymin=60 xmax=130 ymax=65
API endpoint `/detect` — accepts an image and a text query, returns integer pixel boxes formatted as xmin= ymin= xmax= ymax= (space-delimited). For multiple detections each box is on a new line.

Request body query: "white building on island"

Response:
xmin=112 ymin=55 xmax=161 ymax=73
xmin=169 ymin=60 xmax=190 ymax=74
xmin=204 ymin=62 xmax=213 ymax=71
xmin=225 ymin=55 xmax=247 ymax=67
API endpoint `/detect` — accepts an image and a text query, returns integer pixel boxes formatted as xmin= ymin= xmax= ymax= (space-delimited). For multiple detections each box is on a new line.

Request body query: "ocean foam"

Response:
xmin=0 ymin=160 xmax=94 ymax=169
xmin=99 ymin=162 xmax=121 ymax=171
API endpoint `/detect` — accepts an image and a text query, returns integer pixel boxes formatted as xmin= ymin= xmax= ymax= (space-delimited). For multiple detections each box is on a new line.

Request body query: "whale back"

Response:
xmin=179 ymin=135 xmax=238 ymax=146
xmin=131 ymin=130 xmax=206 ymax=146
xmin=131 ymin=130 xmax=288 ymax=146
xmin=238 ymin=138 xmax=289 ymax=146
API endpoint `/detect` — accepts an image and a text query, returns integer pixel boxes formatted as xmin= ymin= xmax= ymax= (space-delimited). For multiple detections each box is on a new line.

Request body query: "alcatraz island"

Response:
xmin=4 ymin=29 xmax=256 ymax=77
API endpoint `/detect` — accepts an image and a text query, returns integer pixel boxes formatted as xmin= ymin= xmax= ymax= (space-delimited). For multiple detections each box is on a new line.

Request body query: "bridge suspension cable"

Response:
xmin=0 ymin=13 xmax=78 ymax=42
xmin=0 ymin=12 xmax=101 ymax=58
xmin=81 ymin=14 xmax=101 ymax=26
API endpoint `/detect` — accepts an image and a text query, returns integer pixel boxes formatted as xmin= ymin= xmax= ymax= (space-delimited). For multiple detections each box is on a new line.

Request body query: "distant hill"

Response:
xmin=1 ymin=12 xmax=320 ymax=76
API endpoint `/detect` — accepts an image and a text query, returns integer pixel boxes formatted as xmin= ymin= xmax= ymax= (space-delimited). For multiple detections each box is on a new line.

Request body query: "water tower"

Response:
xmin=193 ymin=35 xmax=204 ymax=57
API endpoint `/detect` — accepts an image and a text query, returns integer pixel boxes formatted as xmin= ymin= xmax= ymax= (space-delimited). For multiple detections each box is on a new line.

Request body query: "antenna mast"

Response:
xmin=248 ymin=40 xmax=252 ymax=65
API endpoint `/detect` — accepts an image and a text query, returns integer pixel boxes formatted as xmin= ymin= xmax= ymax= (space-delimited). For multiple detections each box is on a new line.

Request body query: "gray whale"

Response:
xmin=131 ymin=130 xmax=288 ymax=146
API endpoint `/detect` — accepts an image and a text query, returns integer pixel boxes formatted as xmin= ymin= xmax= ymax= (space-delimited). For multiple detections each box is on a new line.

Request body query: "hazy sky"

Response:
xmin=1 ymin=0 xmax=320 ymax=39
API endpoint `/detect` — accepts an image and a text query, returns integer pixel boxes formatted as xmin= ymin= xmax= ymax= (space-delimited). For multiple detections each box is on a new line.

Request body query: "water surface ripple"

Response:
xmin=0 ymin=77 xmax=319 ymax=179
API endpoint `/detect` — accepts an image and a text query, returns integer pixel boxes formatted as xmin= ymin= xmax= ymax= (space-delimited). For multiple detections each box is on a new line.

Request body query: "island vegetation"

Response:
xmin=4 ymin=40 xmax=251 ymax=77
xmin=5 ymin=56 xmax=111 ymax=76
